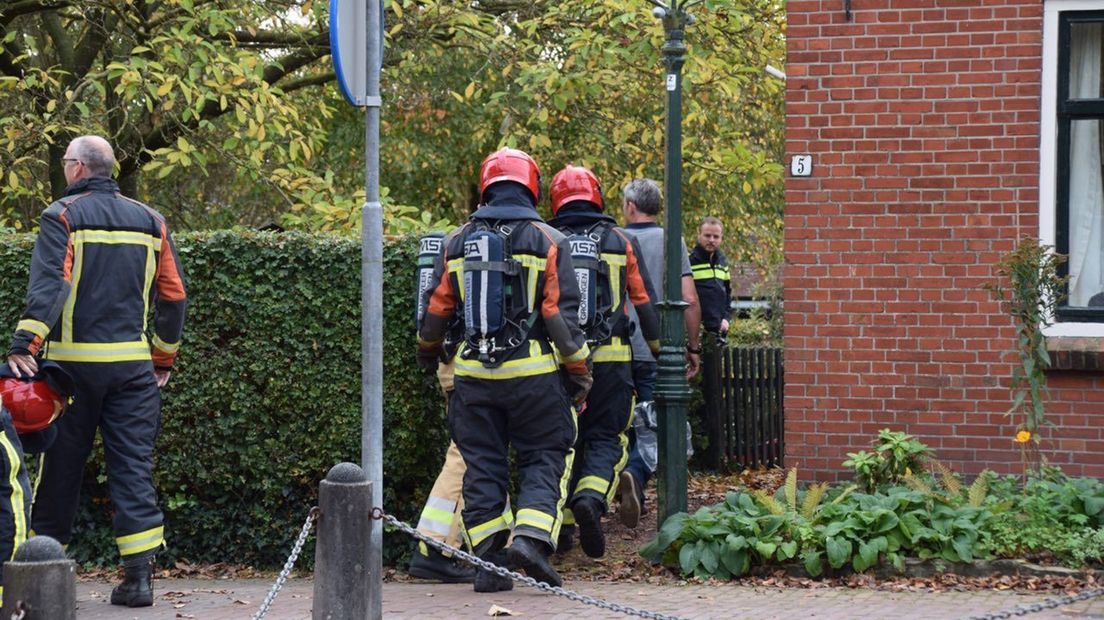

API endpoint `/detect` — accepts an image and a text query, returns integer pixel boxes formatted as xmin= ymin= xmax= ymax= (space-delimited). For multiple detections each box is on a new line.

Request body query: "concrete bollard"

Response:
xmin=313 ymin=462 xmax=372 ymax=620
xmin=1 ymin=536 xmax=76 ymax=620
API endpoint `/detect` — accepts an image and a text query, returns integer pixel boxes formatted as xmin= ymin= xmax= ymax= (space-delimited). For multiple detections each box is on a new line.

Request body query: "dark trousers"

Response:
xmin=450 ymin=371 xmax=575 ymax=553
xmin=568 ymin=361 xmax=633 ymax=510
xmin=0 ymin=408 xmax=31 ymax=588
xmin=624 ymin=360 xmax=657 ymax=504
xmin=31 ymin=361 xmax=163 ymax=558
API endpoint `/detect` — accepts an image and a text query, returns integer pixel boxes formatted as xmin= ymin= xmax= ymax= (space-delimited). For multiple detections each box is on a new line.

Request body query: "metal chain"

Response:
xmin=252 ymin=506 xmax=319 ymax=620
xmin=962 ymin=587 xmax=1104 ymax=620
xmin=378 ymin=511 xmax=691 ymax=620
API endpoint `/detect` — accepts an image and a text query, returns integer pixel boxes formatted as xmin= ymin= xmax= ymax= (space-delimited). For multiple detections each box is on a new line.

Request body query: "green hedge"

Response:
xmin=0 ymin=231 xmax=447 ymax=568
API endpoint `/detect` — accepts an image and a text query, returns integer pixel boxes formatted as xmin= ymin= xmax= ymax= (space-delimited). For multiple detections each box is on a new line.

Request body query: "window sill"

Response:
xmin=1046 ymin=336 xmax=1104 ymax=371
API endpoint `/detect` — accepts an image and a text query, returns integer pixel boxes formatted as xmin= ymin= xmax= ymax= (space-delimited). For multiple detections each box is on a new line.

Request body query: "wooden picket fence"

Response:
xmin=700 ymin=344 xmax=784 ymax=470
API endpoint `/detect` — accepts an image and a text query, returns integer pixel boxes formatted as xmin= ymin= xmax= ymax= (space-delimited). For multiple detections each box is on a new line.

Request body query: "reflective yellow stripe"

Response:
xmin=550 ymin=414 xmax=577 ymax=545
xmin=691 ymin=264 xmax=730 ymax=281
xmin=15 ymin=319 xmax=49 ymax=341
xmin=603 ymin=253 xmax=624 ymax=317
xmin=601 ymin=254 xmax=627 ymax=267
xmin=577 ymin=475 xmax=611 ymax=496
xmin=30 ymin=454 xmax=43 ymax=515
xmin=151 ymin=334 xmax=180 ymax=354
xmin=516 ymin=254 xmax=545 ymax=313
xmin=417 ymin=496 xmax=457 ymax=537
xmin=447 ymin=257 xmax=464 ymax=302
xmin=561 ymin=342 xmax=591 ymax=364
xmin=72 ymin=229 xmax=159 ymax=248
xmin=0 ymin=430 xmax=26 ymax=561
xmin=45 ymin=340 xmax=151 ymax=363
xmin=515 ymin=508 xmax=555 ymax=533
xmin=142 ymin=242 xmax=156 ymax=333
xmin=608 ymin=394 xmax=635 ymax=504
xmin=466 ymin=516 xmax=509 ymax=548
xmin=62 ymin=238 xmax=84 ymax=342
xmin=562 ymin=507 xmax=575 ymax=526
xmin=117 ymin=525 xmax=164 ymax=556
xmin=592 ymin=341 xmax=631 ymax=364
xmin=455 ymin=341 xmax=558 ymax=379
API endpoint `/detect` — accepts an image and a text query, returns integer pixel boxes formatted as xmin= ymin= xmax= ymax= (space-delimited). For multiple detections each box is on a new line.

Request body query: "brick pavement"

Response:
xmin=68 ymin=577 xmax=1104 ymax=620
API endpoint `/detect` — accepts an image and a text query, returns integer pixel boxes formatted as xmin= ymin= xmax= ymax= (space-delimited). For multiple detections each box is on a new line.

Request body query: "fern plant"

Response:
xmin=902 ymin=461 xmax=990 ymax=508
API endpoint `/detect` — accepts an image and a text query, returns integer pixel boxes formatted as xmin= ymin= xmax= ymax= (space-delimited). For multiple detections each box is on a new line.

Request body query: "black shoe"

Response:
xmin=506 ymin=536 xmax=561 ymax=587
xmin=408 ymin=545 xmax=476 ymax=584
xmin=556 ymin=525 xmax=575 ymax=554
xmin=110 ymin=552 xmax=154 ymax=608
xmin=473 ymin=551 xmax=513 ymax=593
xmin=618 ymin=471 xmax=642 ymax=528
xmin=572 ymin=497 xmax=606 ymax=558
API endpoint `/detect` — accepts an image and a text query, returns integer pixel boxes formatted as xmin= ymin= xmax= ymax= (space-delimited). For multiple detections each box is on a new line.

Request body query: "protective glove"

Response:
xmin=565 ymin=371 xmax=593 ymax=409
xmin=416 ymin=346 xmax=441 ymax=372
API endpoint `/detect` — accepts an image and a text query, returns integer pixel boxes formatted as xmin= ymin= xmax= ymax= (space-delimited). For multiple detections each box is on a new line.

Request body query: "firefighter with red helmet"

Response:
xmin=0 ymin=361 xmax=74 ymax=604
xmin=6 ymin=135 xmax=187 ymax=608
xmin=547 ymin=165 xmax=661 ymax=558
xmin=418 ymin=148 xmax=592 ymax=592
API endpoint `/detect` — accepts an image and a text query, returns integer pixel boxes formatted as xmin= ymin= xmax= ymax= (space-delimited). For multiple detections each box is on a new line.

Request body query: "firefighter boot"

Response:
xmin=408 ymin=543 xmax=476 ymax=583
xmin=473 ymin=550 xmax=513 ymax=593
xmin=572 ymin=496 xmax=606 ymax=558
xmin=111 ymin=550 xmax=154 ymax=607
xmin=556 ymin=524 xmax=575 ymax=554
xmin=506 ymin=535 xmax=561 ymax=587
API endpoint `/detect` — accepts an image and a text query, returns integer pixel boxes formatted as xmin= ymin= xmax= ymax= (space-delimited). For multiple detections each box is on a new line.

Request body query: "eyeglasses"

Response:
xmin=61 ymin=158 xmax=82 ymax=166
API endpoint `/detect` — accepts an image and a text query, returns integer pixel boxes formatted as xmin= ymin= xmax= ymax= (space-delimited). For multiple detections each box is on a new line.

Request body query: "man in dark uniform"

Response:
xmin=7 ymin=135 xmax=187 ymax=608
xmin=689 ymin=216 xmax=732 ymax=337
xmin=418 ymin=148 xmax=591 ymax=592
xmin=547 ymin=165 xmax=660 ymax=558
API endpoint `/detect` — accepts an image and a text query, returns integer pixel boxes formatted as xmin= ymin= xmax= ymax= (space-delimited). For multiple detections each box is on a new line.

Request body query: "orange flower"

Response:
xmin=1014 ymin=430 xmax=1031 ymax=443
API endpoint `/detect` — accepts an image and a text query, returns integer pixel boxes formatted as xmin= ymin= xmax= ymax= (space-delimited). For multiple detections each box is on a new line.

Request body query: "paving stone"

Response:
xmin=63 ymin=577 xmax=1104 ymax=619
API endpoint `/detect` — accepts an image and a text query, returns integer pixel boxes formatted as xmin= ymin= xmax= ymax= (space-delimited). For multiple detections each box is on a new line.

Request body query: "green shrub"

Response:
xmin=843 ymin=429 xmax=934 ymax=493
xmin=643 ymin=445 xmax=1104 ymax=579
xmin=641 ymin=467 xmax=995 ymax=579
xmin=0 ymin=231 xmax=447 ymax=568
xmin=983 ymin=468 xmax=1104 ymax=564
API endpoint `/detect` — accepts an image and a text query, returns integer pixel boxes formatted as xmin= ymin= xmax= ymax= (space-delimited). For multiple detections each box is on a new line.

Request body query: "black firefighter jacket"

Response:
xmin=9 ymin=177 xmax=187 ymax=370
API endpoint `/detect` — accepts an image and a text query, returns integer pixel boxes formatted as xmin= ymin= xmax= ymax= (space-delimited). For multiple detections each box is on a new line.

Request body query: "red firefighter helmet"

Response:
xmin=550 ymin=165 xmax=604 ymax=215
xmin=0 ymin=377 xmax=64 ymax=434
xmin=479 ymin=148 xmax=541 ymax=203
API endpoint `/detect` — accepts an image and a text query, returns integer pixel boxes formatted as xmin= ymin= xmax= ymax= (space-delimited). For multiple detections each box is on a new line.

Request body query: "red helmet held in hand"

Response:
xmin=480 ymin=148 xmax=541 ymax=203
xmin=1 ymin=377 xmax=64 ymax=434
xmin=550 ymin=165 xmax=603 ymax=215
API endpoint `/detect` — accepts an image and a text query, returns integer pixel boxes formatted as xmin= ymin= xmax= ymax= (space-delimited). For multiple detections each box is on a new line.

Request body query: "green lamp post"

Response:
xmin=650 ymin=0 xmax=699 ymax=524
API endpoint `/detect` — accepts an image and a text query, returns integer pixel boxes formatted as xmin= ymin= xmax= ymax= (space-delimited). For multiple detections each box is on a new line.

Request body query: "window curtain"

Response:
xmin=1068 ymin=22 xmax=1104 ymax=306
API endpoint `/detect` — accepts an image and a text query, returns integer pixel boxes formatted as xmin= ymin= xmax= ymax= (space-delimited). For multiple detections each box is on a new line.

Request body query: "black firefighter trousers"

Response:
xmin=566 ymin=359 xmax=633 ymax=517
xmin=31 ymin=360 xmax=164 ymax=559
xmin=450 ymin=371 xmax=576 ymax=555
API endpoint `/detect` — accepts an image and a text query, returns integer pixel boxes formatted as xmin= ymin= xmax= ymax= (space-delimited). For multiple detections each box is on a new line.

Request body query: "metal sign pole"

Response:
xmin=361 ymin=0 xmax=383 ymax=617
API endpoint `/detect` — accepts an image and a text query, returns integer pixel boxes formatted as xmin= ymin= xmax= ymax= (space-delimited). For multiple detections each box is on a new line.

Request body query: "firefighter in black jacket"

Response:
xmin=6 ymin=135 xmax=187 ymax=608
xmin=689 ymin=216 xmax=732 ymax=336
xmin=547 ymin=165 xmax=661 ymax=558
xmin=418 ymin=148 xmax=592 ymax=592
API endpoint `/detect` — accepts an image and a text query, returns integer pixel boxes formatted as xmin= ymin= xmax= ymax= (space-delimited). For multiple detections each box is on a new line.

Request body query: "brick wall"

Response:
xmin=783 ymin=0 xmax=1104 ymax=480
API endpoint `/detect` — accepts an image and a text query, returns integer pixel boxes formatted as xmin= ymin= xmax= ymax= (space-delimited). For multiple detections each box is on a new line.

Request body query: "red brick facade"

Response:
xmin=783 ymin=0 xmax=1104 ymax=479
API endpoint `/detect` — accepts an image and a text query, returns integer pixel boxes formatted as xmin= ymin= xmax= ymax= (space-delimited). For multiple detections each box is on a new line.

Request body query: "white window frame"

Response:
xmin=1041 ymin=0 xmax=1104 ymax=336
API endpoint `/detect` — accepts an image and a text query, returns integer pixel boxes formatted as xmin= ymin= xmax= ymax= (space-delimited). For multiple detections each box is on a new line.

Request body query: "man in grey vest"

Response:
xmin=617 ymin=178 xmax=701 ymax=528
